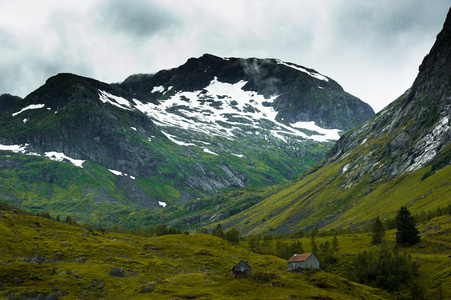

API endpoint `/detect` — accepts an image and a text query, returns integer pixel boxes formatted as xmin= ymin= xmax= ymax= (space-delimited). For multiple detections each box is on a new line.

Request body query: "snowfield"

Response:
xmin=96 ymin=76 xmax=341 ymax=148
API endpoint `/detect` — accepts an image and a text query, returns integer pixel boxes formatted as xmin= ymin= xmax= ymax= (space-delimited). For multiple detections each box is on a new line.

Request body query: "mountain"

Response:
xmin=0 ymin=55 xmax=373 ymax=225
xmin=214 ymin=8 xmax=451 ymax=235
xmin=0 ymin=94 xmax=22 ymax=114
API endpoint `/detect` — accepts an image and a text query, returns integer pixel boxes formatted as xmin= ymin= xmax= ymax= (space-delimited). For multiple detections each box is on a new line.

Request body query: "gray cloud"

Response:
xmin=0 ymin=0 xmax=449 ymax=113
xmin=96 ymin=0 xmax=179 ymax=40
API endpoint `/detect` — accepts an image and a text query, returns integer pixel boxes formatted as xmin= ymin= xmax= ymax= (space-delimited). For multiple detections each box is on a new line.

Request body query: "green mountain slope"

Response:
xmin=0 ymin=55 xmax=373 ymax=225
xmin=217 ymin=7 xmax=451 ymax=235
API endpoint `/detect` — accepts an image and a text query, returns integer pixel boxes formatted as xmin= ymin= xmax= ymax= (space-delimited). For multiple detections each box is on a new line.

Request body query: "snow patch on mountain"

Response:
xmin=45 ymin=151 xmax=85 ymax=168
xmin=162 ymin=131 xmax=196 ymax=146
xmin=108 ymin=169 xmax=136 ymax=179
xmin=0 ymin=144 xmax=28 ymax=152
xmin=99 ymin=91 xmax=132 ymax=110
xmin=204 ymin=148 xmax=219 ymax=155
xmin=291 ymin=121 xmax=341 ymax=141
xmin=276 ymin=60 xmax=329 ymax=82
xmin=12 ymin=104 xmax=45 ymax=117
xmin=130 ymin=77 xmax=340 ymax=145
xmin=92 ymin=77 xmax=341 ymax=161
xmin=0 ymin=143 xmax=85 ymax=168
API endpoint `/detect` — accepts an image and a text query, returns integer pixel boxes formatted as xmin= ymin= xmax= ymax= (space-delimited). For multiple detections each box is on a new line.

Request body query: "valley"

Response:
xmin=0 ymin=4 xmax=450 ymax=299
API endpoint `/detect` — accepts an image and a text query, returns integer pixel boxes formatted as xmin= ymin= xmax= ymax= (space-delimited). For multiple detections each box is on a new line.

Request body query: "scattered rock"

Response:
xmin=270 ymin=281 xmax=284 ymax=287
xmin=109 ymin=267 xmax=125 ymax=277
xmin=75 ymin=257 xmax=88 ymax=263
xmin=54 ymin=252 xmax=64 ymax=260
xmin=364 ymin=188 xmax=373 ymax=195
xmin=35 ymin=293 xmax=59 ymax=300
xmin=10 ymin=277 xmax=23 ymax=284
xmin=141 ymin=282 xmax=155 ymax=293
xmin=31 ymin=254 xmax=47 ymax=265
xmin=0 ymin=211 xmax=6 ymax=218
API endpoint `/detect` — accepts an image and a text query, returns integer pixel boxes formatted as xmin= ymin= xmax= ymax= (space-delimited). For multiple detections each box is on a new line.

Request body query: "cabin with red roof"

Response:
xmin=287 ymin=253 xmax=320 ymax=271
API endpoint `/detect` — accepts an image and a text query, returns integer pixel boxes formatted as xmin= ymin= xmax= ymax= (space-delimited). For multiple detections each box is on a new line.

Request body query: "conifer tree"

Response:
xmin=248 ymin=235 xmax=259 ymax=251
xmin=311 ymin=232 xmax=318 ymax=253
xmin=395 ymin=206 xmax=420 ymax=246
xmin=371 ymin=216 xmax=385 ymax=245
xmin=332 ymin=236 xmax=339 ymax=255
xmin=224 ymin=228 xmax=240 ymax=245
xmin=212 ymin=224 xmax=224 ymax=238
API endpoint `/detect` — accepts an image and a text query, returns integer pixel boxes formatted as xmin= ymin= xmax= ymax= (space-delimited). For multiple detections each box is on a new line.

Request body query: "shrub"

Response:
xmin=346 ymin=247 xmax=417 ymax=291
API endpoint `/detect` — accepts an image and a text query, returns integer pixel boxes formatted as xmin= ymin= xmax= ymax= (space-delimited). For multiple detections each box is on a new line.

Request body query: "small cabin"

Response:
xmin=287 ymin=253 xmax=320 ymax=271
xmin=231 ymin=260 xmax=251 ymax=277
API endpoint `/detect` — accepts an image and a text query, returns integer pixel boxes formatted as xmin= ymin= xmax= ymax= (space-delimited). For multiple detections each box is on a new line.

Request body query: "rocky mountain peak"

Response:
xmin=323 ymin=6 xmax=451 ymax=185
xmin=0 ymin=94 xmax=22 ymax=114
xmin=121 ymin=54 xmax=374 ymax=131
xmin=0 ymin=54 xmax=375 ymax=217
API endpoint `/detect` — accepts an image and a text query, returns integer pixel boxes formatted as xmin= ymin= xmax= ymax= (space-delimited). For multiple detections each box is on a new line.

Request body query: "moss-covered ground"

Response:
xmin=0 ymin=211 xmax=392 ymax=299
xmin=1 ymin=210 xmax=450 ymax=299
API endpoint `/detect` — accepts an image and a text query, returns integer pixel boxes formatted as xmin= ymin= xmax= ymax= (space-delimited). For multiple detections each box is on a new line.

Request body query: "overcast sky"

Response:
xmin=1 ymin=1 xmax=449 ymax=112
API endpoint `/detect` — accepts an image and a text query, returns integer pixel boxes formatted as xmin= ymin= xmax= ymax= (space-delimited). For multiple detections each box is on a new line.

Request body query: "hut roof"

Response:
xmin=232 ymin=260 xmax=250 ymax=270
xmin=287 ymin=253 xmax=313 ymax=262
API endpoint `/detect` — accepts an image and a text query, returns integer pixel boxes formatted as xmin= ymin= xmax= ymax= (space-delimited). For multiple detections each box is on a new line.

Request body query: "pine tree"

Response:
xmin=332 ymin=236 xmax=339 ymax=255
xmin=224 ymin=228 xmax=240 ymax=245
xmin=395 ymin=206 xmax=420 ymax=246
xmin=248 ymin=235 xmax=259 ymax=251
xmin=311 ymin=232 xmax=318 ymax=253
xmin=371 ymin=216 xmax=385 ymax=245
xmin=212 ymin=224 xmax=224 ymax=238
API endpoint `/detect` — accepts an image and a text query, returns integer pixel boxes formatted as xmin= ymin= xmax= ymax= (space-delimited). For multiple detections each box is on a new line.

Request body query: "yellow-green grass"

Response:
xmin=241 ymin=215 xmax=451 ymax=299
xmin=220 ymin=159 xmax=450 ymax=235
xmin=0 ymin=212 xmax=390 ymax=299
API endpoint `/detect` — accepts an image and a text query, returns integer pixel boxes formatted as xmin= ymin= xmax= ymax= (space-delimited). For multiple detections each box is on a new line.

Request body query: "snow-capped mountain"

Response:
xmin=0 ymin=55 xmax=373 ymax=225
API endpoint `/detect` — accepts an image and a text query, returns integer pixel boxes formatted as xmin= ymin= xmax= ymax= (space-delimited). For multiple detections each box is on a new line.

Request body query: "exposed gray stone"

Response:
xmin=109 ymin=267 xmax=125 ymax=277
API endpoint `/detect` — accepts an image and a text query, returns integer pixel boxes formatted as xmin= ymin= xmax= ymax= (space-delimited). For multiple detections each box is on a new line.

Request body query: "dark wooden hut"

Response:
xmin=231 ymin=260 xmax=251 ymax=277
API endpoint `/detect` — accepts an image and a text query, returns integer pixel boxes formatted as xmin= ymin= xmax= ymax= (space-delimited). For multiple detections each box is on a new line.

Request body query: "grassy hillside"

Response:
xmin=217 ymin=155 xmax=451 ymax=235
xmin=0 ymin=210 xmax=391 ymax=299
xmin=1 ymin=207 xmax=450 ymax=299
xmin=238 ymin=215 xmax=451 ymax=299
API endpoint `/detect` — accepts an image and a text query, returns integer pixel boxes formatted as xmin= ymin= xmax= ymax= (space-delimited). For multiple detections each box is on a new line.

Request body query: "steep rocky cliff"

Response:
xmin=323 ymin=8 xmax=451 ymax=184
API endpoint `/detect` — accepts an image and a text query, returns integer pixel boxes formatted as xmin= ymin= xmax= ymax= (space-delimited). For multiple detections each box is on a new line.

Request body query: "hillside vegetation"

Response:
xmin=216 ymin=155 xmax=451 ymax=234
xmin=0 ymin=209 xmax=391 ymax=300
xmin=1 ymin=207 xmax=450 ymax=299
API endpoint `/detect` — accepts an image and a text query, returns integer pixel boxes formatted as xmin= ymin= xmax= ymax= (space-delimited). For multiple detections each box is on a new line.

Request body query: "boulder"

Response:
xmin=141 ymin=282 xmax=155 ymax=293
xmin=109 ymin=267 xmax=125 ymax=277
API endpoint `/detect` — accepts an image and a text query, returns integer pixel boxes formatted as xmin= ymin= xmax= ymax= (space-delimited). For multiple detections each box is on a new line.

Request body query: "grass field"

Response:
xmin=1 ymin=210 xmax=450 ymax=299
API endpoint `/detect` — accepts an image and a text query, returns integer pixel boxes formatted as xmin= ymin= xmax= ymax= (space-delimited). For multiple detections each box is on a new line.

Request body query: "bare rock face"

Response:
xmin=321 ymin=7 xmax=451 ymax=185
